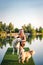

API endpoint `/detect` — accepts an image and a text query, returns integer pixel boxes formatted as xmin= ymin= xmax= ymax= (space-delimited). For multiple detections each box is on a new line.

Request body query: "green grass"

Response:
xmin=1 ymin=48 xmax=35 ymax=65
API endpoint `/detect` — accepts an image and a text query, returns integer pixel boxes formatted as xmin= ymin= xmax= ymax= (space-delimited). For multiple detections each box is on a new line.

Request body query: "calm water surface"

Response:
xmin=0 ymin=43 xmax=10 ymax=64
xmin=0 ymin=37 xmax=43 ymax=65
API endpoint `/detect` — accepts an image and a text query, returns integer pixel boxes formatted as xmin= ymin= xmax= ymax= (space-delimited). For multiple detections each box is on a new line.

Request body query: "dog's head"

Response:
xmin=29 ymin=50 xmax=35 ymax=55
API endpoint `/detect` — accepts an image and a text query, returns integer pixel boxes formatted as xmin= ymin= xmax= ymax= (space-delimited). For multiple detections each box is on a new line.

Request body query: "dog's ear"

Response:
xmin=30 ymin=50 xmax=33 ymax=53
xmin=29 ymin=50 xmax=33 ymax=55
xmin=30 ymin=50 xmax=35 ymax=55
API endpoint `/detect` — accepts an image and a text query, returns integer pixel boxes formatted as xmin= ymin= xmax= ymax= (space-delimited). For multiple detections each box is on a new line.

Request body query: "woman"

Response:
xmin=18 ymin=29 xmax=26 ymax=47
xmin=18 ymin=29 xmax=26 ymax=63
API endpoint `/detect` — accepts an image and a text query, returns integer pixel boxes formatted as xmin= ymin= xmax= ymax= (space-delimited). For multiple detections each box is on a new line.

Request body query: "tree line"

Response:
xmin=22 ymin=24 xmax=43 ymax=35
xmin=0 ymin=22 xmax=19 ymax=33
xmin=0 ymin=22 xmax=43 ymax=35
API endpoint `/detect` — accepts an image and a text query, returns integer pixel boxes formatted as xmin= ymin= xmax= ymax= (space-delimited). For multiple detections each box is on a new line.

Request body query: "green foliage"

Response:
xmin=27 ymin=35 xmax=36 ymax=44
xmin=22 ymin=23 xmax=32 ymax=33
xmin=0 ymin=22 xmax=14 ymax=32
xmin=39 ymin=27 xmax=43 ymax=33
xmin=14 ymin=28 xmax=19 ymax=32
xmin=31 ymin=28 xmax=36 ymax=35
xmin=0 ymin=22 xmax=43 ymax=34
xmin=8 ymin=22 xmax=14 ymax=32
xmin=22 ymin=23 xmax=36 ymax=34
xmin=2 ymin=23 xmax=7 ymax=31
xmin=0 ymin=22 xmax=3 ymax=31
xmin=22 ymin=24 xmax=27 ymax=32
xmin=35 ymin=28 xmax=39 ymax=33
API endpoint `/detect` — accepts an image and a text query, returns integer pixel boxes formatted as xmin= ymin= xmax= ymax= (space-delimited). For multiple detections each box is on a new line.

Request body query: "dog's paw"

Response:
xmin=22 ymin=60 xmax=24 ymax=64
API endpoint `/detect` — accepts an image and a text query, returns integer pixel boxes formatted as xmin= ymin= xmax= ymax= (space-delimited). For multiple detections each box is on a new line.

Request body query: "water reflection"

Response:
xmin=0 ymin=43 xmax=10 ymax=64
xmin=27 ymin=35 xmax=36 ymax=44
xmin=36 ymin=35 xmax=43 ymax=41
xmin=27 ymin=35 xmax=43 ymax=44
xmin=0 ymin=37 xmax=14 ymax=48
xmin=29 ymin=39 xmax=43 ymax=65
xmin=0 ymin=35 xmax=43 ymax=65
xmin=0 ymin=35 xmax=43 ymax=47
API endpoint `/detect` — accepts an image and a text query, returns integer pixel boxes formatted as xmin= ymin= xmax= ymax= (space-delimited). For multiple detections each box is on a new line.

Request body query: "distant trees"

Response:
xmin=2 ymin=23 xmax=6 ymax=31
xmin=22 ymin=23 xmax=43 ymax=35
xmin=0 ymin=22 xmax=43 ymax=34
xmin=35 ymin=27 xmax=43 ymax=33
xmin=22 ymin=24 xmax=32 ymax=33
xmin=36 ymin=28 xmax=39 ymax=33
xmin=0 ymin=22 xmax=14 ymax=33
xmin=22 ymin=24 xmax=27 ymax=32
xmin=22 ymin=23 xmax=36 ymax=35
xmin=31 ymin=28 xmax=36 ymax=35
xmin=0 ymin=22 xmax=3 ymax=31
xmin=14 ymin=28 xmax=19 ymax=33
xmin=26 ymin=24 xmax=32 ymax=33
xmin=8 ymin=22 xmax=14 ymax=32
xmin=39 ymin=27 xmax=43 ymax=33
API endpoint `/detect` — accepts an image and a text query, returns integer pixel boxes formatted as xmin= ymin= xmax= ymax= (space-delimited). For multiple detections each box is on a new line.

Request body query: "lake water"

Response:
xmin=0 ymin=36 xmax=43 ymax=65
xmin=25 ymin=38 xmax=43 ymax=65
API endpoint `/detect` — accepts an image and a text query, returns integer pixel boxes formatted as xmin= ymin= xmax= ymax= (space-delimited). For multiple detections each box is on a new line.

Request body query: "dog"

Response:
xmin=12 ymin=38 xmax=21 ymax=55
xmin=21 ymin=50 xmax=35 ymax=63
xmin=19 ymin=47 xmax=35 ymax=63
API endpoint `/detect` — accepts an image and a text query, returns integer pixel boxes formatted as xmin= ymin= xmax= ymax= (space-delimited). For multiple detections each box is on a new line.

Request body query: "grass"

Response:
xmin=1 ymin=48 xmax=35 ymax=65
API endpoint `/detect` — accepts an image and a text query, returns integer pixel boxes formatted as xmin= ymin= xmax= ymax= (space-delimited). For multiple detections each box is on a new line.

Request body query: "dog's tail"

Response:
xmin=29 ymin=50 xmax=35 ymax=56
xmin=29 ymin=51 xmax=33 ymax=55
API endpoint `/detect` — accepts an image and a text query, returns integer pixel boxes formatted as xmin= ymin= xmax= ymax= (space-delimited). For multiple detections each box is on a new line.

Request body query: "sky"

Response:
xmin=0 ymin=0 xmax=43 ymax=29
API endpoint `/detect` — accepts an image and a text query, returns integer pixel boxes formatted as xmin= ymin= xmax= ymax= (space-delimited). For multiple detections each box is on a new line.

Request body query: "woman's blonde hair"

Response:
xmin=19 ymin=29 xmax=24 ymax=35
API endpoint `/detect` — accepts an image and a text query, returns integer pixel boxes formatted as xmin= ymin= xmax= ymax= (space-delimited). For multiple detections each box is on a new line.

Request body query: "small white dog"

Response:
xmin=19 ymin=46 xmax=35 ymax=63
xmin=12 ymin=38 xmax=21 ymax=55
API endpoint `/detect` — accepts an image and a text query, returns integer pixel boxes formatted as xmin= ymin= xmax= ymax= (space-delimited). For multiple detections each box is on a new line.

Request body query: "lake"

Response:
xmin=0 ymin=35 xmax=43 ymax=65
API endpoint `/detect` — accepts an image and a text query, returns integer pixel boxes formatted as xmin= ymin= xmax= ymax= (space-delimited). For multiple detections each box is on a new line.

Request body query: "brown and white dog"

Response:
xmin=21 ymin=50 xmax=35 ymax=63
xmin=19 ymin=47 xmax=35 ymax=63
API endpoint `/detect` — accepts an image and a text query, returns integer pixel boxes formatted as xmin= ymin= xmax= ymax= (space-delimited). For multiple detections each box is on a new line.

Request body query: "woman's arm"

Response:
xmin=22 ymin=35 xmax=26 ymax=42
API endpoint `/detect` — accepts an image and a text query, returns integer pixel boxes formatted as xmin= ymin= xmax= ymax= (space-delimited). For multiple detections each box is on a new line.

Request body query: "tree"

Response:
xmin=0 ymin=22 xmax=3 ymax=31
xmin=36 ymin=28 xmax=39 ymax=33
xmin=22 ymin=23 xmax=32 ymax=33
xmin=14 ymin=28 xmax=19 ymax=33
xmin=2 ymin=23 xmax=6 ymax=31
xmin=31 ymin=28 xmax=36 ymax=35
xmin=8 ymin=22 xmax=14 ymax=32
xmin=39 ymin=27 xmax=43 ymax=33
xmin=22 ymin=24 xmax=27 ymax=32
xmin=26 ymin=23 xmax=32 ymax=33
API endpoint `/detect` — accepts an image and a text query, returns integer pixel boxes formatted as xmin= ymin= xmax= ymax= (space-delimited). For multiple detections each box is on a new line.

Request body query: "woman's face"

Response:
xmin=19 ymin=30 xmax=24 ymax=35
